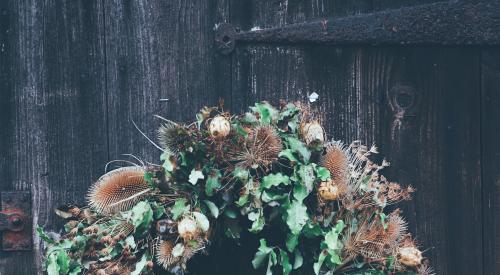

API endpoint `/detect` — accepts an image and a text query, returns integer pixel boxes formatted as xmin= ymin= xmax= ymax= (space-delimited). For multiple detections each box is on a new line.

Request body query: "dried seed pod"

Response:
xmin=321 ymin=143 xmax=349 ymax=186
xmin=300 ymin=121 xmax=325 ymax=145
xmin=177 ymin=216 xmax=199 ymax=240
xmin=87 ymin=166 xmax=150 ymax=214
xmin=209 ymin=115 xmax=231 ymax=139
xmin=318 ymin=180 xmax=343 ymax=201
xmin=398 ymin=246 xmax=423 ymax=267
xmin=157 ymin=121 xmax=188 ymax=154
xmin=229 ymin=125 xmax=282 ymax=170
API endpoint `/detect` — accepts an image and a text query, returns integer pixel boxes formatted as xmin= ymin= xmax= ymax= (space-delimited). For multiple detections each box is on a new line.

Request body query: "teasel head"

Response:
xmin=158 ymin=121 xmax=188 ymax=154
xmin=182 ymin=237 xmax=207 ymax=260
xmin=229 ymin=125 xmax=282 ymax=170
xmin=209 ymin=115 xmax=231 ymax=139
xmin=156 ymin=240 xmax=180 ymax=270
xmin=300 ymin=120 xmax=325 ymax=145
xmin=321 ymin=142 xmax=350 ymax=186
xmin=87 ymin=166 xmax=151 ymax=215
xmin=398 ymin=246 xmax=423 ymax=267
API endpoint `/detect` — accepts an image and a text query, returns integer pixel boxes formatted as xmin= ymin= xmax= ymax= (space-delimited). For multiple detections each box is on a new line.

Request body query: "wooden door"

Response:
xmin=0 ymin=1 xmax=498 ymax=275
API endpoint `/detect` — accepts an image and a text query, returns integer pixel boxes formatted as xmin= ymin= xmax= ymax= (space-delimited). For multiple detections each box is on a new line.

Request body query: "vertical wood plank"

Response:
xmin=104 ymin=0 xmax=221 ymax=165
xmin=0 ymin=0 xmax=108 ymax=274
xmin=481 ymin=49 xmax=500 ymax=275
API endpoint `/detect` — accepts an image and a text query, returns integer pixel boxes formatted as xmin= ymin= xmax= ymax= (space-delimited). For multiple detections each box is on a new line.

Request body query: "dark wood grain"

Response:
xmin=0 ymin=0 xmax=497 ymax=274
xmin=0 ymin=0 xmax=108 ymax=274
xmin=481 ymin=49 xmax=500 ymax=275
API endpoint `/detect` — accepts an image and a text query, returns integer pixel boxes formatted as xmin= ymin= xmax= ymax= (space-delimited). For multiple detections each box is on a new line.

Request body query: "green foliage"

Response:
xmin=286 ymin=200 xmax=309 ymax=235
xmin=40 ymin=101 xmax=426 ymax=275
xmin=171 ymin=198 xmax=190 ymax=220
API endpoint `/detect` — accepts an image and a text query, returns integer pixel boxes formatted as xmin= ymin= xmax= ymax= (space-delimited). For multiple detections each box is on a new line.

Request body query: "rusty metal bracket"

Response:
xmin=0 ymin=191 xmax=32 ymax=251
xmin=216 ymin=1 xmax=500 ymax=54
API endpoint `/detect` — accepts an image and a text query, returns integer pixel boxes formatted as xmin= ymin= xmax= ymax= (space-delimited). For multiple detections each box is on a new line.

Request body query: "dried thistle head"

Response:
xmin=177 ymin=216 xmax=200 ymax=241
xmin=344 ymin=211 xmax=408 ymax=261
xmin=88 ymin=166 xmax=150 ymax=214
xmin=230 ymin=125 xmax=282 ymax=170
xmin=397 ymin=236 xmax=423 ymax=268
xmin=322 ymin=142 xmax=350 ymax=189
xmin=157 ymin=121 xmax=189 ymax=154
xmin=156 ymin=240 xmax=179 ymax=270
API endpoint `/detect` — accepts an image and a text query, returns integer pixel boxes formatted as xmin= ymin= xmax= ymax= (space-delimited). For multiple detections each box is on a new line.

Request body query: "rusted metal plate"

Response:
xmin=216 ymin=1 xmax=500 ymax=54
xmin=1 ymin=191 xmax=32 ymax=251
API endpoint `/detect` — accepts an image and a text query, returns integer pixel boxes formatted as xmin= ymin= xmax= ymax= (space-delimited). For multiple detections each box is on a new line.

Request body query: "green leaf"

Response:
xmin=46 ymin=253 xmax=60 ymax=275
xmin=261 ymin=173 xmax=290 ymax=189
xmin=278 ymin=149 xmax=298 ymax=163
xmin=203 ymin=200 xmax=219 ymax=218
xmin=286 ymin=200 xmax=309 ymax=235
xmin=262 ymin=190 xmax=288 ymax=203
xmin=286 ymin=137 xmax=310 ymax=163
xmin=151 ymin=202 xmax=166 ymax=219
xmin=298 ymin=164 xmax=316 ymax=193
xmin=193 ymin=212 xmax=210 ymax=232
xmin=325 ymin=220 xmax=345 ymax=251
xmin=171 ymin=198 xmax=190 ymax=220
xmin=189 ymin=169 xmax=204 ymax=185
xmin=251 ymin=102 xmax=278 ymax=125
xmin=286 ymin=233 xmax=299 ymax=252
xmin=68 ymin=266 xmax=82 ymax=275
xmin=313 ymin=250 xmax=328 ymax=275
xmin=303 ymin=221 xmax=324 ymax=238
xmin=293 ymin=249 xmax=303 ymax=270
xmin=267 ymin=250 xmax=278 ymax=275
xmin=248 ymin=209 xmax=265 ymax=233
xmin=131 ymin=253 xmax=148 ymax=275
xmin=129 ymin=201 xmax=153 ymax=233
xmin=160 ymin=151 xmax=176 ymax=172
xmin=280 ymin=249 xmax=293 ymax=275
xmin=36 ymin=227 xmax=55 ymax=244
xmin=379 ymin=212 xmax=388 ymax=230
xmin=205 ymin=170 xmax=221 ymax=196
xmin=232 ymin=167 xmax=250 ymax=181
xmin=252 ymin=239 xmax=273 ymax=269
xmin=316 ymin=166 xmax=331 ymax=181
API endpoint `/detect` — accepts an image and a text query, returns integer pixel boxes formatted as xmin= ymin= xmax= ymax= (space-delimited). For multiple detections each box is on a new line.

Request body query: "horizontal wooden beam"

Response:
xmin=216 ymin=1 xmax=500 ymax=54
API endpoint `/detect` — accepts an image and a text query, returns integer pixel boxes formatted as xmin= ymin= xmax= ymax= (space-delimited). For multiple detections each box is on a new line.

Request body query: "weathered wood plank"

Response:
xmin=0 ymin=0 xmax=108 ymax=274
xmin=481 ymin=49 xmax=500 ymax=275
xmin=104 ymin=0 xmax=221 ymax=164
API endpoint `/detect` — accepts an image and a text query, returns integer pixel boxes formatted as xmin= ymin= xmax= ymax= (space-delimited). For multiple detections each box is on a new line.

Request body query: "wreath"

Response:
xmin=39 ymin=101 xmax=432 ymax=275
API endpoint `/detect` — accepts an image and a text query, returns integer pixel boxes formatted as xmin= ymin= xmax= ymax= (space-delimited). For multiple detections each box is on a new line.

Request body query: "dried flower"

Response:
xmin=398 ymin=246 xmax=423 ymax=267
xmin=158 ymin=121 xmax=188 ymax=154
xmin=230 ymin=125 xmax=282 ymax=170
xmin=156 ymin=240 xmax=179 ymax=269
xmin=318 ymin=180 xmax=343 ymax=201
xmin=178 ymin=216 xmax=199 ymax=240
xmin=209 ymin=115 xmax=231 ymax=139
xmin=87 ymin=166 xmax=150 ymax=214
xmin=300 ymin=121 xmax=325 ymax=145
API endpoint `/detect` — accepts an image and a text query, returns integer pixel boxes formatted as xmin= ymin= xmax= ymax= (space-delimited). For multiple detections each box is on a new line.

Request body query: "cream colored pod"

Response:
xmin=178 ymin=216 xmax=198 ymax=240
xmin=301 ymin=121 xmax=324 ymax=145
xmin=209 ymin=115 xmax=231 ymax=139
xmin=398 ymin=246 xmax=423 ymax=267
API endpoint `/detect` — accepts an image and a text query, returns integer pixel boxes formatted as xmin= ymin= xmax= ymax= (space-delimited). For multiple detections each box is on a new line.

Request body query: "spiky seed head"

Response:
xmin=230 ymin=125 xmax=282 ymax=169
xmin=87 ymin=166 xmax=150 ymax=215
xmin=300 ymin=121 xmax=325 ymax=145
xmin=209 ymin=115 xmax=231 ymax=139
xmin=398 ymin=246 xmax=423 ymax=267
xmin=322 ymin=143 xmax=349 ymax=188
xmin=156 ymin=240 xmax=179 ymax=270
xmin=178 ymin=216 xmax=199 ymax=240
xmin=183 ymin=238 xmax=206 ymax=261
xmin=158 ymin=122 xmax=187 ymax=154
xmin=318 ymin=180 xmax=343 ymax=201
